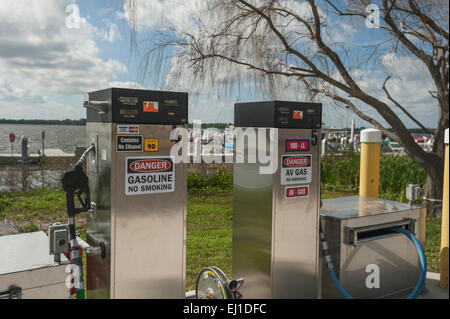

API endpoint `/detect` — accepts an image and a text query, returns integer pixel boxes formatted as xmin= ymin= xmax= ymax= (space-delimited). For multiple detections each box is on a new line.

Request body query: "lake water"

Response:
xmin=0 ymin=124 xmax=86 ymax=154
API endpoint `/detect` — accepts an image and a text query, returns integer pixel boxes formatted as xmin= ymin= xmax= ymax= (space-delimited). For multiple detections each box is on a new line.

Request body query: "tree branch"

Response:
xmin=382 ymin=76 xmax=433 ymax=134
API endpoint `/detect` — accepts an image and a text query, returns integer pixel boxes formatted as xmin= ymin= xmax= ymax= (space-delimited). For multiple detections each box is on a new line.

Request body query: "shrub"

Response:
xmin=188 ymin=170 xmax=233 ymax=190
xmin=321 ymin=151 xmax=427 ymax=202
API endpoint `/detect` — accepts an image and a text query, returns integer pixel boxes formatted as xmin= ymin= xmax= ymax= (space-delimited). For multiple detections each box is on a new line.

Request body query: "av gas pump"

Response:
xmin=82 ymin=88 xmax=188 ymax=299
xmin=232 ymin=101 xmax=322 ymax=299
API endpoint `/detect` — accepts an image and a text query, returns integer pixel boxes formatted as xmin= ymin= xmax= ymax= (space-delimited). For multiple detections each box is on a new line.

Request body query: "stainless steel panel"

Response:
xmin=320 ymin=196 xmax=425 ymax=299
xmin=86 ymin=123 xmax=186 ymax=299
xmin=272 ymin=129 xmax=321 ymax=298
xmin=0 ymin=232 xmax=69 ymax=299
xmin=233 ymin=128 xmax=321 ymax=299
xmin=232 ymin=129 xmax=274 ymax=298
xmin=86 ymin=122 xmax=112 ymax=299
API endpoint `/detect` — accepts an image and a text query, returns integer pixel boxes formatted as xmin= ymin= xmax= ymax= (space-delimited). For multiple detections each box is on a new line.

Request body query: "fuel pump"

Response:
xmin=83 ymin=88 xmax=188 ymax=299
xmin=232 ymin=100 xmax=322 ymax=299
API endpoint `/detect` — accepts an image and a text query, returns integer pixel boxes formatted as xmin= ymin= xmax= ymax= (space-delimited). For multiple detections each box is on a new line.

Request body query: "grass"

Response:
xmin=0 ymin=187 xmax=444 ymax=292
xmin=425 ymin=218 xmax=442 ymax=272
xmin=0 ymin=188 xmax=67 ymax=223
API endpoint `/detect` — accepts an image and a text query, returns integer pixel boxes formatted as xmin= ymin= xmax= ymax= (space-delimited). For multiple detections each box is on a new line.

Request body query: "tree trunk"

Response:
xmin=424 ymin=158 xmax=444 ymax=217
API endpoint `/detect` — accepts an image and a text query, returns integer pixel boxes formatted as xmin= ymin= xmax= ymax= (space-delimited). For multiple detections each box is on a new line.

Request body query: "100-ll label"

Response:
xmin=125 ymin=156 xmax=175 ymax=195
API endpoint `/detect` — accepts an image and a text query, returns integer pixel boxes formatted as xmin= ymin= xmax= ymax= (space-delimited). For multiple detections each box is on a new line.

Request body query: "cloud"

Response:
xmin=0 ymin=0 xmax=128 ymax=119
xmin=108 ymin=81 xmax=147 ymax=89
xmin=96 ymin=21 xmax=122 ymax=43
xmin=118 ymin=0 xmax=204 ymax=34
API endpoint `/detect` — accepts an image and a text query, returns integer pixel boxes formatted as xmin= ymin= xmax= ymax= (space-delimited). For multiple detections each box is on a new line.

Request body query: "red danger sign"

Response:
xmin=9 ymin=133 xmax=15 ymax=143
xmin=286 ymin=139 xmax=309 ymax=152
xmin=129 ymin=159 xmax=171 ymax=173
xmin=285 ymin=185 xmax=309 ymax=199
xmin=283 ymin=156 xmax=310 ymax=167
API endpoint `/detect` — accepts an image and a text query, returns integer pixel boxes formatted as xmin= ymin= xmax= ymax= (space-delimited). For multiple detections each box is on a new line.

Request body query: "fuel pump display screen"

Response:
xmin=125 ymin=156 xmax=175 ymax=195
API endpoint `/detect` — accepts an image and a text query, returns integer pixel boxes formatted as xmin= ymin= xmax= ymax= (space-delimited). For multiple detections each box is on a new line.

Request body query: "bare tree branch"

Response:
xmin=382 ymin=75 xmax=433 ymax=134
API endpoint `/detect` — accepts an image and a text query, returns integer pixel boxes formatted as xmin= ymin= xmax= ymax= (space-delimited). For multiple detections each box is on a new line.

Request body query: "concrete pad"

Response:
xmin=418 ymin=272 xmax=449 ymax=299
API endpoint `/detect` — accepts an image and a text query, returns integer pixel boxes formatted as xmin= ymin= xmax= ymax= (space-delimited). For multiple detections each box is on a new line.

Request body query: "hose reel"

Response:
xmin=195 ymin=266 xmax=244 ymax=299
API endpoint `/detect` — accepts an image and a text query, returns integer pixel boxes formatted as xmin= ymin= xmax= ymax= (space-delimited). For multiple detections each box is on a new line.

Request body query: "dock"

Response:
xmin=0 ymin=148 xmax=76 ymax=164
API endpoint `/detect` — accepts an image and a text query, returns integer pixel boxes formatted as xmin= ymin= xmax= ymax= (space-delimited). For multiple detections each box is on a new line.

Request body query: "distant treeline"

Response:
xmin=187 ymin=123 xmax=233 ymax=129
xmin=0 ymin=119 xmax=86 ymax=126
xmin=0 ymin=118 xmax=435 ymax=133
xmin=328 ymin=127 xmax=435 ymax=135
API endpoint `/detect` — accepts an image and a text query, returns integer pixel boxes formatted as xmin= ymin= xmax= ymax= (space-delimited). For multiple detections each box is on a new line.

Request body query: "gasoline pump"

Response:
xmin=226 ymin=100 xmax=428 ymax=299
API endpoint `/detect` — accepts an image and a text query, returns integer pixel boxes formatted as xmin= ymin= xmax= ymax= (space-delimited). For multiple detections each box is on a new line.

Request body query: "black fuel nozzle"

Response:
xmin=61 ymin=144 xmax=95 ymax=216
xmin=61 ymin=167 xmax=91 ymax=216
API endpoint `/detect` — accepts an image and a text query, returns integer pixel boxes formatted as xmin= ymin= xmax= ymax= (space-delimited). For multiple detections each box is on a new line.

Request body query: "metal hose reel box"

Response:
xmin=320 ymin=196 xmax=426 ymax=299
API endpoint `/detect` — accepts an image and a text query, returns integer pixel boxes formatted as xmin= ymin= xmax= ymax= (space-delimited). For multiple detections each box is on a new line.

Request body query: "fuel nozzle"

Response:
xmin=61 ymin=144 xmax=95 ymax=215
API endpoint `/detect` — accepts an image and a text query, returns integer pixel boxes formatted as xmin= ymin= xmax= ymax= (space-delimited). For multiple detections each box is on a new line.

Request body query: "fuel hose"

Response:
xmin=319 ymin=223 xmax=427 ymax=299
xmin=64 ymin=144 xmax=95 ymax=299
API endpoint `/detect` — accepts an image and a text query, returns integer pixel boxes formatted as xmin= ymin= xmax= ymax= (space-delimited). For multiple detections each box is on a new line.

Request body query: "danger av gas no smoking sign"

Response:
xmin=281 ymin=154 xmax=312 ymax=185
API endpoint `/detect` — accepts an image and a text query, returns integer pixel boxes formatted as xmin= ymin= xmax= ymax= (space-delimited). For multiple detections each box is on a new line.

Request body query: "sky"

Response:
xmin=0 ymin=0 xmax=441 ymax=128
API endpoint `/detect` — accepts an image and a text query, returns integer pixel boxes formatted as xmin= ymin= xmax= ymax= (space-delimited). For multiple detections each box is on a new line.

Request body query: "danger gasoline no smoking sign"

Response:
xmin=125 ymin=156 xmax=175 ymax=195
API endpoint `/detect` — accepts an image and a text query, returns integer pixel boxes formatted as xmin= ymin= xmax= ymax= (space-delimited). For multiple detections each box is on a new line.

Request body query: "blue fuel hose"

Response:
xmin=320 ymin=225 xmax=427 ymax=299
xmin=391 ymin=227 xmax=427 ymax=299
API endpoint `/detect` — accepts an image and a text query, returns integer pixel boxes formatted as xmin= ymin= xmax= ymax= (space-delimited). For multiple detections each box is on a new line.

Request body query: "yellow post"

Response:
xmin=441 ymin=128 xmax=449 ymax=290
xmin=359 ymin=128 xmax=381 ymax=198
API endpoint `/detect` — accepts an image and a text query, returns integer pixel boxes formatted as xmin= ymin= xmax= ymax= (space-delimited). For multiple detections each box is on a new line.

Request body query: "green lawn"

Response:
xmin=0 ymin=188 xmax=444 ymax=291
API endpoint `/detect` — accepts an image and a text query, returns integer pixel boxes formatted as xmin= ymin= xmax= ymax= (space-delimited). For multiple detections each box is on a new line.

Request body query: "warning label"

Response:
xmin=285 ymin=185 xmax=310 ymax=199
xmin=293 ymin=110 xmax=304 ymax=120
xmin=143 ymin=101 xmax=159 ymax=113
xmin=281 ymin=154 xmax=312 ymax=185
xmin=125 ymin=156 xmax=175 ymax=195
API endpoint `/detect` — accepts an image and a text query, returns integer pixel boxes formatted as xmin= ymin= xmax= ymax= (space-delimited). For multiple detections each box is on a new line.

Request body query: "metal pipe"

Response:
xmin=76 ymin=236 xmax=103 ymax=257
xmin=21 ymin=136 xmax=29 ymax=162
xmin=83 ymin=101 xmax=108 ymax=114
xmin=441 ymin=128 xmax=449 ymax=290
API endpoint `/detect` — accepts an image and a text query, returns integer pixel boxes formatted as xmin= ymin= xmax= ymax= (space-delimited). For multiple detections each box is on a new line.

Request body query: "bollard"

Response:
xmin=41 ymin=130 xmax=45 ymax=157
xmin=21 ymin=136 xmax=29 ymax=162
xmin=441 ymin=128 xmax=449 ymax=290
xmin=359 ymin=128 xmax=381 ymax=198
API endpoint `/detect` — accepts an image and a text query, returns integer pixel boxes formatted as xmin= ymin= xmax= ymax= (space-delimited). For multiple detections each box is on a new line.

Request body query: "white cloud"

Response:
xmin=0 ymin=0 xmax=128 ymax=119
xmin=108 ymin=81 xmax=147 ymax=89
xmin=96 ymin=21 xmax=122 ymax=43
xmin=118 ymin=0 xmax=205 ymax=34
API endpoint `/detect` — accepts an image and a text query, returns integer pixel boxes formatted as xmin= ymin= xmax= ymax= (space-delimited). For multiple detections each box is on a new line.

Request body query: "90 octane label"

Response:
xmin=125 ymin=156 xmax=175 ymax=195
